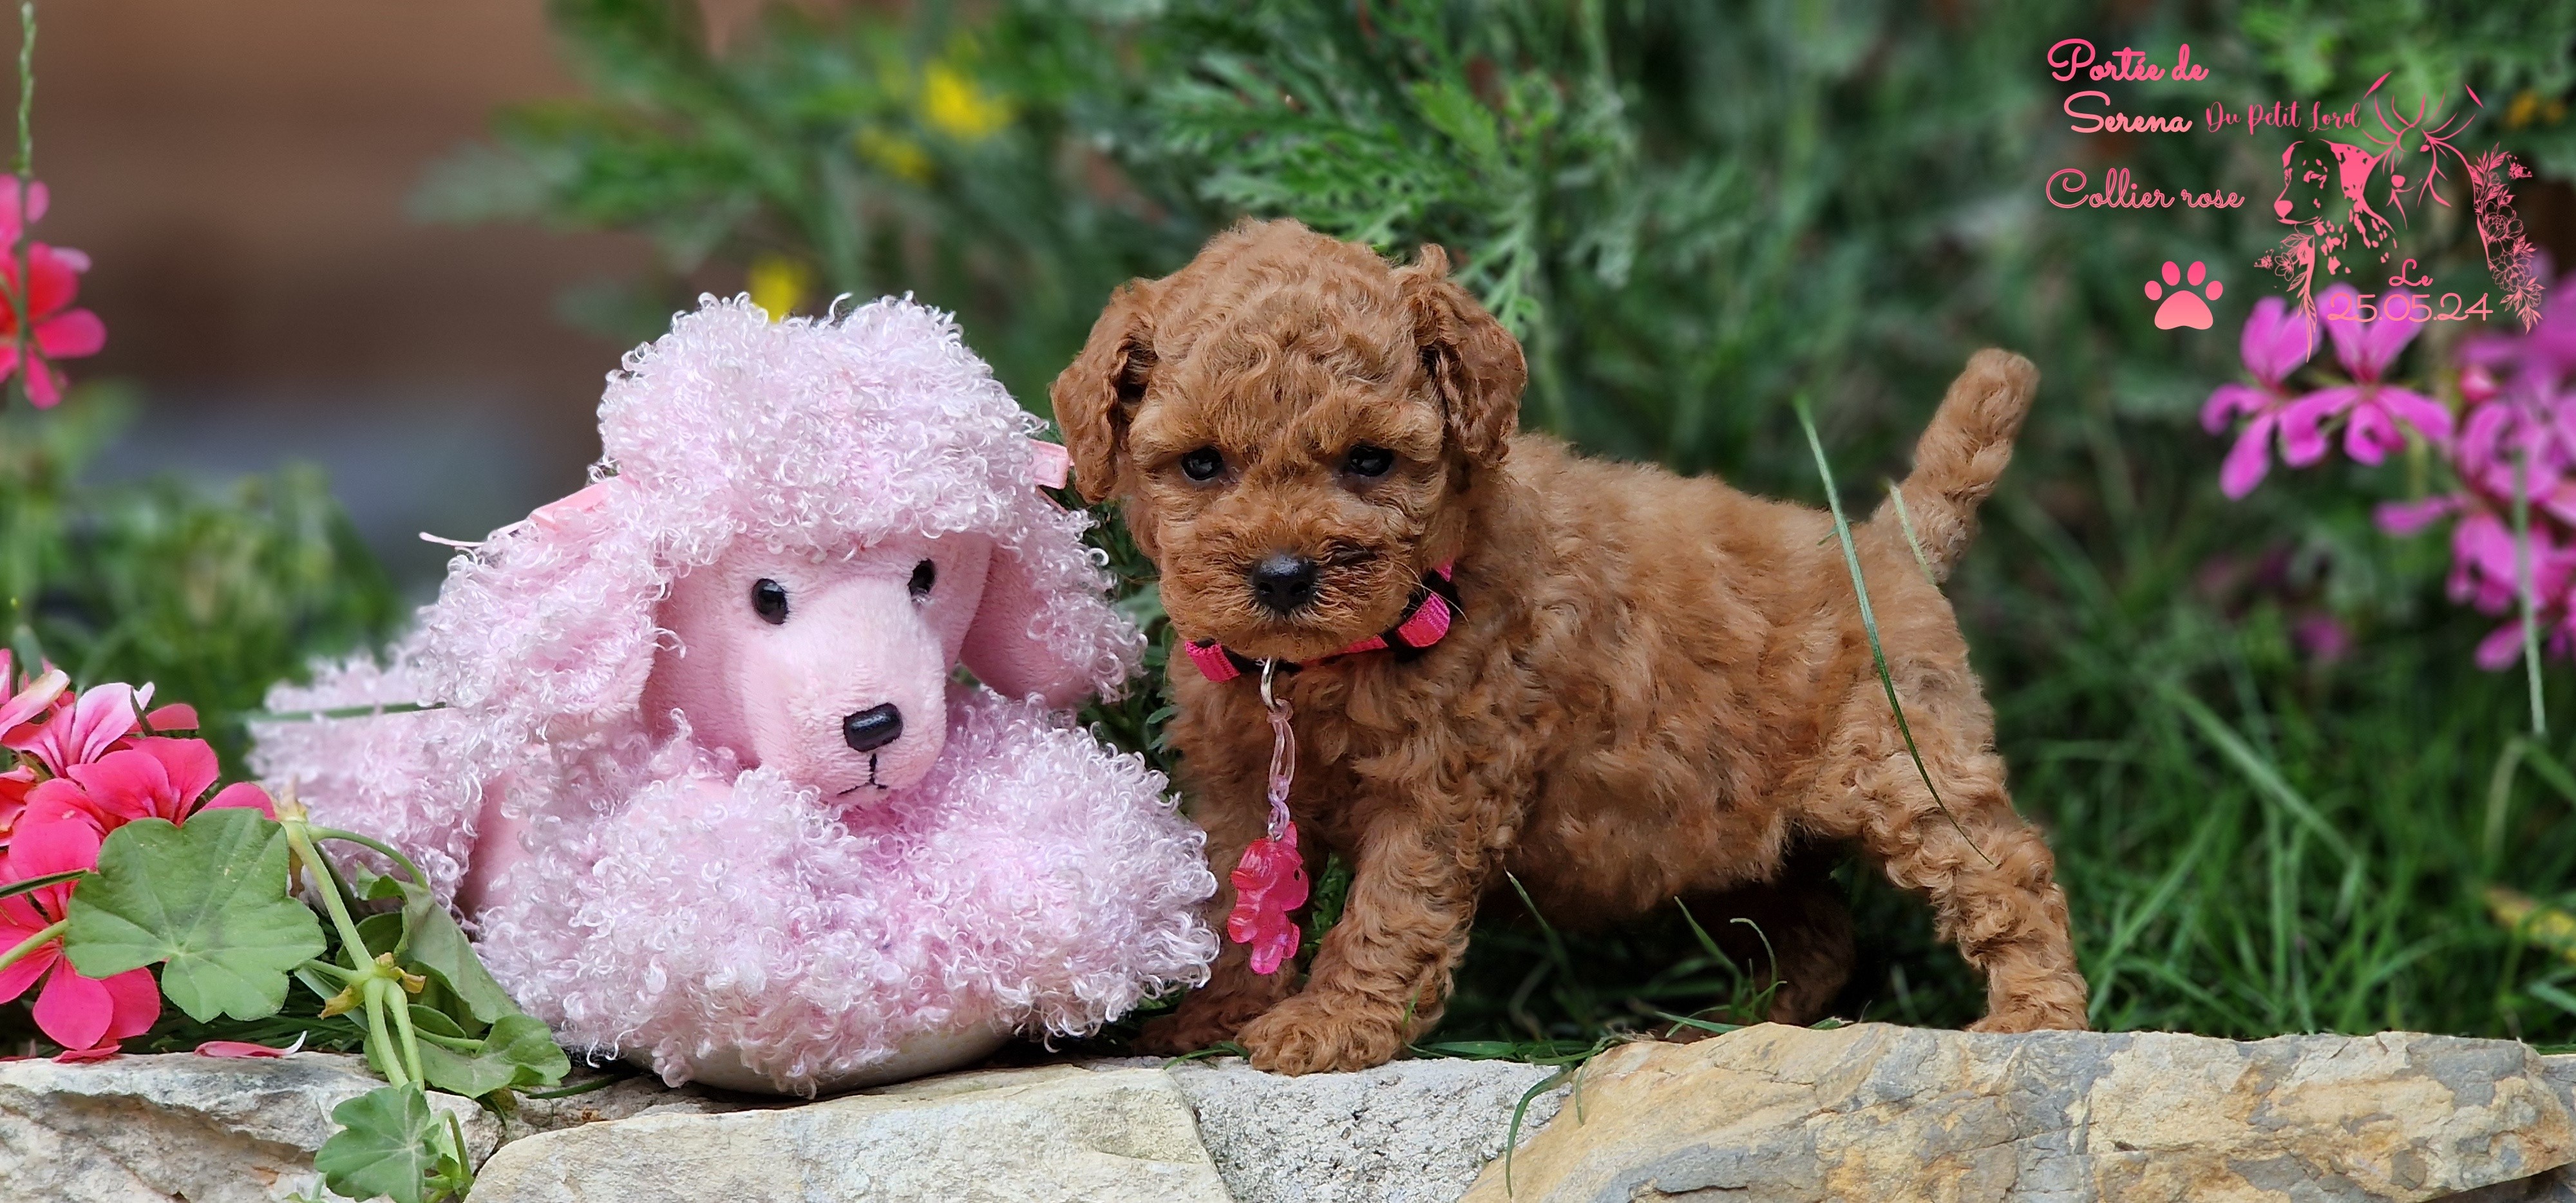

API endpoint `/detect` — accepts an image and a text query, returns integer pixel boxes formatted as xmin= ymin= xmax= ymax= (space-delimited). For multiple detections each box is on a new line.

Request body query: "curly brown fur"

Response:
xmin=1052 ymin=219 xmax=2088 ymax=1075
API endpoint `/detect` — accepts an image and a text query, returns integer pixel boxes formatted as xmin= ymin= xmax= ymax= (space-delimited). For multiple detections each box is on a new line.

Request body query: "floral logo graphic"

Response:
xmin=2146 ymin=260 xmax=2223 ymax=329
xmin=2257 ymin=78 xmax=2543 ymax=328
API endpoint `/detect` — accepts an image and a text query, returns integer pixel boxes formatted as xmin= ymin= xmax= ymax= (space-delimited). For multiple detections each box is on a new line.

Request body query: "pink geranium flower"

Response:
xmin=1 ymin=680 xmax=196 ymax=781
xmin=0 ymin=652 xmax=68 ymax=841
xmin=24 ymin=737 xmax=274 ymax=838
xmin=3 ymin=681 xmax=146 ymax=778
xmin=0 ymin=651 xmax=67 ymax=738
xmin=0 ymin=180 xmax=104 ymax=410
xmin=2203 ymin=296 xmax=2320 ymax=498
xmin=0 ymin=799 xmax=160 ymax=1054
xmin=2278 ymin=283 xmax=2454 ymax=467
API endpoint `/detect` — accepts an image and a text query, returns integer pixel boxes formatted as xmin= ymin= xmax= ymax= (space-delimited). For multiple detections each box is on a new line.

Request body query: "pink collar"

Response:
xmin=1185 ymin=563 xmax=1459 ymax=682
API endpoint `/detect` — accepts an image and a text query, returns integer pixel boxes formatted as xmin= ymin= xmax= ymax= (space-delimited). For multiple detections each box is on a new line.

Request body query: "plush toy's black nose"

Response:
xmin=843 ymin=703 xmax=904 ymax=753
xmin=1248 ymin=553 xmax=1321 ymax=615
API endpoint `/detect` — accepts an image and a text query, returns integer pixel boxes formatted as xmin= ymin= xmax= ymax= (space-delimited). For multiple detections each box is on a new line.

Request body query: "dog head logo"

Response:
xmin=2257 ymin=82 xmax=2542 ymax=328
xmin=1050 ymin=220 xmax=1522 ymax=662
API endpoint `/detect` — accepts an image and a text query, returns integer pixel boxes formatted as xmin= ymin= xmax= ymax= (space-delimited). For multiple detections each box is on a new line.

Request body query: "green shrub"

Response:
xmin=0 ymin=388 xmax=397 ymax=770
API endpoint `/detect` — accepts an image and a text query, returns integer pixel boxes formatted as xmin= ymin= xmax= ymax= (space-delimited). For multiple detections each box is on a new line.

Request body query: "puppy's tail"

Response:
xmin=1871 ymin=349 xmax=2038 ymax=582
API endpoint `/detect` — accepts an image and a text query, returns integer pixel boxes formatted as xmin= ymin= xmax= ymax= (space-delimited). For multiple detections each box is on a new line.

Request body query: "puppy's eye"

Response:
xmin=1179 ymin=446 xmax=1226 ymax=482
xmin=909 ymin=559 xmax=936 ymax=599
xmin=751 ymin=578 xmax=790 ymax=625
xmin=1343 ymin=444 xmax=1396 ymax=478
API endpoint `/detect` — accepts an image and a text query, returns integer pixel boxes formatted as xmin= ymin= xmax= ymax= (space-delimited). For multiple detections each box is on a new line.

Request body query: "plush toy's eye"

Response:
xmin=909 ymin=559 xmax=936 ymax=599
xmin=751 ymin=578 xmax=790 ymax=625
xmin=1343 ymin=444 xmax=1396 ymax=478
xmin=1179 ymin=446 xmax=1225 ymax=482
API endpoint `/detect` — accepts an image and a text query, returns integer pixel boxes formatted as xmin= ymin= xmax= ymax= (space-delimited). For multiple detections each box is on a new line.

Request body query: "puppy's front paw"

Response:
xmin=1238 ymin=994 xmax=1405 ymax=1075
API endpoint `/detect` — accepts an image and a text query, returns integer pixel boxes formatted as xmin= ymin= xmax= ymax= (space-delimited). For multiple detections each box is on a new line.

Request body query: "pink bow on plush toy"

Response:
xmin=254 ymin=298 xmax=1216 ymax=1094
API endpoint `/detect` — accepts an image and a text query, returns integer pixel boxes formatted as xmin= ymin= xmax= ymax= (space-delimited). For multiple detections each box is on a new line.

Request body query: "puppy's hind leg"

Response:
xmin=1804 ymin=693 xmax=2088 ymax=1033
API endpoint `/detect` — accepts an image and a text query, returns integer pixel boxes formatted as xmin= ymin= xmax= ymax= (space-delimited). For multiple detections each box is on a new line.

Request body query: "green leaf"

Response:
xmin=356 ymin=911 xmax=406 ymax=960
xmin=316 ymin=1083 xmax=438 ymax=1203
xmin=415 ymin=1040 xmax=519 ymax=1101
xmin=390 ymin=879 xmax=516 ymax=1028
xmin=481 ymin=1013 xmax=572 ymax=1088
xmin=62 ymin=810 xmax=327 ymax=1022
xmin=415 ymin=1014 xmax=569 ymax=1099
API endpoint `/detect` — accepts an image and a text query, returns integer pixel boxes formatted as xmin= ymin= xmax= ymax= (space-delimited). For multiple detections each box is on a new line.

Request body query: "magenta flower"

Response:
xmin=2203 ymin=296 xmax=2320 ymax=498
xmin=2443 ymin=509 xmax=2576 ymax=668
xmin=2278 ymin=283 xmax=2453 ymax=468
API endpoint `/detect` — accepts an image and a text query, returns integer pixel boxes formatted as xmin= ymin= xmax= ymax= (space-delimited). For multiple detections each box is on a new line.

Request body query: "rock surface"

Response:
xmin=10 ymin=1027 xmax=2576 ymax=1202
xmin=495 ymin=1074 xmax=761 ymax=1145
xmin=0 ymin=1052 xmax=498 ymax=1203
xmin=2447 ymin=1166 xmax=2576 ymax=1200
xmin=1468 ymin=1023 xmax=2576 ymax=1203
xmin=1168 ymin=1055 xmax=1567 ymax=1203
xmin=468 ymin=1063 xmax=1231 ymax=1203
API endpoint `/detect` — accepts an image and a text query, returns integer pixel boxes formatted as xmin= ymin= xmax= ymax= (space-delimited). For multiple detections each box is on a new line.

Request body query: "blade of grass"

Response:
xmin=2485 ymin=737 xmax=2530 ymax=875
xmin=2152 ymin=677 xmax=2362 ymax=918
xmin=520 ymin=1072 xmax=632 ymax=1101
xmin=1794 ymin=396 xmax=1991 ymax=866
xmin=1159 ymin=1042 xmax=1248 ymax=1068
xmin=1505 ymin=872 xmax=1577 ymax=986
xmin=0 ymin=868 xmax=80 ymax=904
xmin=2530 ymin=980 xmax=2576 ymax=1018
xmin=2524 ymin=740 xmax=2576 ymax=804
xmin=240 ymin=701 xmax=444 ymax=723
xmin=1649 ymin=1009 xmax=1743 ymax=1036
xmin=1882 ymin=479 xmax=1940 ymax=587
xmin=1672 ymin=898 xmax=1746 ymax=990
xmin=1728 ymin=916 xmax=1785 ymax=1017
xmin=2517 ymin=449 xmax=2549 ymax=736
xmin=2085 ymin=797 xmax=2228 ymax=1023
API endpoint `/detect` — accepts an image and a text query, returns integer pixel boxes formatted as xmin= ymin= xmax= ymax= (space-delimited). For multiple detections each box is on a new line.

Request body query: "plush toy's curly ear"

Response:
xmin=962 ymin=545 xmax=1099 ymax=709
xmin=1397 ymin=245 xmax=1526 ymax=469
xmin=1049 ymin=281 xmax=1159 ymax=504
xmin=961 ymin=459 xmax=1145 ymax=708
xmin=419 ymin=479 xmax=667 ymax=740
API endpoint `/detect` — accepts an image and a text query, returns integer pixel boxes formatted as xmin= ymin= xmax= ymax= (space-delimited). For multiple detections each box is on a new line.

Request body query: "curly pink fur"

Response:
xmin=252 ymin=296 xmax=1214 ymax=1092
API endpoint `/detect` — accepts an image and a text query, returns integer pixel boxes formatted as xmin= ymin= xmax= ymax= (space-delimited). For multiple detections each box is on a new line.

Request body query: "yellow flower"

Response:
xmin=855 ymin=126 xmax=933 ymax=184
xmin=746 ymin=254 xmax=814 ymax=321
xmin=2489 ymin=886 xmax=2576 ymax=962
xmin=2510 ymin=90 xmax=2543 ymax=129
xmin=921 ymin=62 xmax=1011 ymax=142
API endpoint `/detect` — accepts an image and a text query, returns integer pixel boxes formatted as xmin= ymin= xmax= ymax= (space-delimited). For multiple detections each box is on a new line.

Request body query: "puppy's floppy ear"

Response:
xmin=1049 ymin=280 xmax=1159 ymax=504
xmin=1399 ymin=244 xmax=1526 ymax=469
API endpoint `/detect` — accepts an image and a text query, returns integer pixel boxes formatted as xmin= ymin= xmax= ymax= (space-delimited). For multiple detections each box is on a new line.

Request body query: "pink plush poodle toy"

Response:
xmin=251 ymin=296 xmax=1216 ymax=1094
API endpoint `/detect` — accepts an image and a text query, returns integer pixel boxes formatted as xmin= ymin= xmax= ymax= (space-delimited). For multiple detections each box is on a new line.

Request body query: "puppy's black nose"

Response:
xmin=843 ymin=703 xmax=904 ymax=753
xmin=1248 ymin=553 xmax=1321 ymax=614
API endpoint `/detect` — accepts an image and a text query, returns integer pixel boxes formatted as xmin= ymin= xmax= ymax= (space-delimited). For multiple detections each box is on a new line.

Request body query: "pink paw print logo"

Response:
xmin=2145 ymin=260 xmax=2222 ymax=330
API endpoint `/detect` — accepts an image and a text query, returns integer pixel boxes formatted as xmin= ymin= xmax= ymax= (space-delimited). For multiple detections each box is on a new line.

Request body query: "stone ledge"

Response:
xmin=8 ymin=1026 xmax=2576 ymax=1202
xmin=0 ymin=1054 xmax=497 ymax=1203
xmin=1470 ymin=1025 xmax=2576 ymax=1203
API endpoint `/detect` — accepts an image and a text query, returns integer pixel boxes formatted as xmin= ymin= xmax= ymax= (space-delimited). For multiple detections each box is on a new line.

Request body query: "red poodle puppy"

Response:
xmin=1052 ymin=219 xmax=2087 ymax=1075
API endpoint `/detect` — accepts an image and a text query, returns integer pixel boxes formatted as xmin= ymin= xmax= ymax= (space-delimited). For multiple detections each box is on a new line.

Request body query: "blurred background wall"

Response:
xmin=40 ymin=0 xmax=656 ymax=589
